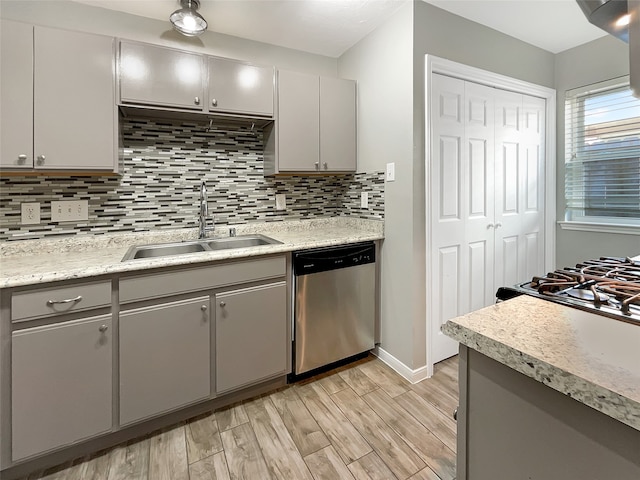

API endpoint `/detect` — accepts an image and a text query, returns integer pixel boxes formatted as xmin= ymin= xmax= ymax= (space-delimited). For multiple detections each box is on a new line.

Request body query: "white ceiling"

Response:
xmin=72 ymin=0 xmax=609 ymax=57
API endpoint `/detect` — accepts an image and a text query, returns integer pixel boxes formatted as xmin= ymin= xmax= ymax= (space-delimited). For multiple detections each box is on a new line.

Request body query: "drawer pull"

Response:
xmin=219 ymin=301 xmax=226 ymax=307
xmin=98 ymin=324 xmax=108 ymax=333
xmin=46 ymin=295 xmax=83 ymax=306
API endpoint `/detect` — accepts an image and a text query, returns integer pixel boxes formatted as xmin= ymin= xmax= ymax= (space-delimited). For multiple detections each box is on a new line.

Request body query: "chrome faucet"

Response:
xmin=198 ymin=181 xmax=213 ymax=239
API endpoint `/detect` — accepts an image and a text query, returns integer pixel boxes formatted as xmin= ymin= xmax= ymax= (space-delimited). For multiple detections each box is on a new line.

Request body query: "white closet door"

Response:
xmin=430 ymin=74 xmax=495 ymax=363
xmin=494 ymin=90 xmax=546 ymax=291
xmin=430 ymin=74 xmax=546 ymax=365
xmin=465 ymin=81 xmax=496 ymax=311
xmin=430 ymin=74 xmax=466 ymax=363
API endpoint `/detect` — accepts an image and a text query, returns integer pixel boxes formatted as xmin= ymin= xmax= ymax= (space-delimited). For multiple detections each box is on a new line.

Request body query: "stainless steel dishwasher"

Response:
xmin=292 ymin=242 xmax=376 ymax=377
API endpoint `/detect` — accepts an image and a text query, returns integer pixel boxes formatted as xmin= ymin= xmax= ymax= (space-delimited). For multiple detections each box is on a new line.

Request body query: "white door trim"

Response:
xmin=424 ymin=55 xmax=557 ymax=377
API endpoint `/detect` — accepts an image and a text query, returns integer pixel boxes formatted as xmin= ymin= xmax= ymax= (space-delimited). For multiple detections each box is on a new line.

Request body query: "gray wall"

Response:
xmin=0 ymin=0 xmax=337 ymax=76
xmin=554 ymin=35 xmax=638 ymax=265
xmin=339 ymin=1 xmax=556 ymax=370
xmin=338 ymin=2 xmax=415 ymax=368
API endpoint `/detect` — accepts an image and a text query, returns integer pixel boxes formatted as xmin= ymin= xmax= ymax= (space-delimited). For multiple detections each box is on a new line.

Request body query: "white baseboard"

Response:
xmin=372 ymin=346 xmax=430 ymax=384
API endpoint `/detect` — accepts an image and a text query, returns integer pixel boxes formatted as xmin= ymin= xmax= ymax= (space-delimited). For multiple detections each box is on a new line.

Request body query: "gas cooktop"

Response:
xmin=497 ymin=257 xmax=640 ymax=325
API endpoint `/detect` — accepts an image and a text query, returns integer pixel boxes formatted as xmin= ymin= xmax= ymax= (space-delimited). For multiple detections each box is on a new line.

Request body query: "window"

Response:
xmin=564 ymin=77 xmax=640 ymax=228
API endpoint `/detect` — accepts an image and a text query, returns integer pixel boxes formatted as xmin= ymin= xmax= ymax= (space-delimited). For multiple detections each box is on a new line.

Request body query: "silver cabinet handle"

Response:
xmin=314 ymin=162 xmax=320 ymax=170
xmin=194 ymin=96 xmax=200 ymax=105
xmin=487 ymin=223 xmax=494 ymax=229
xmin=323 ymin=162 xmax=328 ymax=170
xmin=219 ymin=301 xmax=226 ymax=307
xmin=211 ymin=98 xmax=218 ymax=107
xmin=18 ymin=154 xmax=27 ymax=163
xmin=46 ymin=295 xmax=82 ymax=306
xmin=495 ymin=222 xmax=503 ymax=228
xmin=201 ymin=305 xmax=208 ymax=311
xmin=36 ymin=155 xmax=45 ymax=165
xmin=453 ymin=407 xmax=458 ymax=421
xmin=98 ymin=324 xmax=108 ymax=333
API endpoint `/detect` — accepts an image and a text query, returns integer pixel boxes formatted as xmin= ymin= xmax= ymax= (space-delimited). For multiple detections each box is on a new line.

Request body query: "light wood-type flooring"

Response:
xmin=25 ymin=355 xmax=459 ymax=480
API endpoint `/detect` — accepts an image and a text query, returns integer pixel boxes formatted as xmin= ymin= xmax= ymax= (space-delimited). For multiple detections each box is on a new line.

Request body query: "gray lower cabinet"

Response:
xmin=216 ymin=282 xmax=287 ymax=393
xmin=119 ymin=296 xmax=211 ymax=425
xmin=0 ymin=20 xmax=117 ymax=172
xmin=11 ymin=315 xmax=113 ymax=461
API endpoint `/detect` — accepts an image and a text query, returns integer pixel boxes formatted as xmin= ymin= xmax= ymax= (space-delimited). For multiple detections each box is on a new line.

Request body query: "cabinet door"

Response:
xmin=320 ymin=77 xmax=357 ymax=172
xmin=208 ymin=57 xmax=274 ymax=116
xmin=119 ymin=296 xmax=210 ymax=425
xmin=216 ymin=282 xmax=287 ymax=393
xmin=120 ymin=41 xmax=205 ymax=111
xmin=277 ymin=70 xmax=319 ymax=171
xmin=12 ymin=315 xmax=112 ymax=461
xmin=34 ymin=26 xmax=115 ymax=170
xmin=0 ymin=20 xmax=33 ymax=169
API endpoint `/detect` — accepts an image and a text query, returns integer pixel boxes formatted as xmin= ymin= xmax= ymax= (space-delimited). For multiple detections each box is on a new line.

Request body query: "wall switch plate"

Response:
xmin=386 ymin=163 xmax=395 ymax=182
xmin=360 ymin=192 xmax=369 ymax=209
xmin=275 ymin=194 xmax=287 ymax=211
xmin=21 ymin=203 xmax=41 ymax=225
xmin=51 ymin=200 xmax=89 ymax=222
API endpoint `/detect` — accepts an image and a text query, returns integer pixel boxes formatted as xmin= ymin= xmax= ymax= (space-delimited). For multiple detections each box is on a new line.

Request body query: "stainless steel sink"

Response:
xmin=206 ymin=235 xmax=279 ymax=250
xmin=121 ymin=235 xmax=281 ymax=261
xmin=122 ymin=241 xmax=208 ymax=261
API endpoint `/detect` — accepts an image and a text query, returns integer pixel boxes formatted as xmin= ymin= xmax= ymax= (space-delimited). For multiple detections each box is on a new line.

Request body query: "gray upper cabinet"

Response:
xmin=319 ymin=76 xmax=357 ymax=172
xmin=119 ymin=41 xmax=205 ymax=111
xmin=1 ymin=21 xmax=117 ymax=172
xmin=216 ymin=282 xmax=287 ymax=393
xmin=264 ymin=70 xmax=356 ymax=175
xmin=275 ymin=70 xmax=320 ymax=172
xmin=208 ymin=57 xmax=274 ymax=116
xmin=119 ymin=41 xmax=274 ymax=118
xmin=119 ymin=296 xmax=211 ymax=425
xmin=12 ymin=315 xmax=113 ymax=461
xmin=0 ymin=20 xmax=33 ymax=170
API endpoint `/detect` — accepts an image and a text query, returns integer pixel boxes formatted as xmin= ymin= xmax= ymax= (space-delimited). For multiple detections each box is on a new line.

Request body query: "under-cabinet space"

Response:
xmin=11 ymin=315 xmax=113 ymax=461
xmin=216 ymin=281 xmax=287 ymax=393
xmin=119 ymin=296 xmax=211 ymax=425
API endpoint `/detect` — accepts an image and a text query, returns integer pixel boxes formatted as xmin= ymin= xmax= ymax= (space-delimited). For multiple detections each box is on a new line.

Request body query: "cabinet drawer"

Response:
xmin=120 ymin=255 xmax=286 ymax=304
xmin=11 ymin=281 xmax=112 ymax=322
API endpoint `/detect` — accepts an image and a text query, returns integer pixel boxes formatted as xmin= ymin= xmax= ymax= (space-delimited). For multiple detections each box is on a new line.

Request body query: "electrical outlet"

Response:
xmin=21 ymin=203 xmax=41 ymax=225
xmin=360 ymin=192 xmax=369 ymax=209
xmin=386 ymin=163 xmax=395 ymax=182
xmin=51 ymin=200 xmax=89 ymax=222
xmin=275 ymin=194 xmax=287 ymax=211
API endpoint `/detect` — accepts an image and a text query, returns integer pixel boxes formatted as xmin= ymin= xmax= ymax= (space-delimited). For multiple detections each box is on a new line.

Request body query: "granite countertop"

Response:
xmin=0 ymin=217 xmax=384 ymax=289
xmin=442 ymin=295 xmax=640 ymax=432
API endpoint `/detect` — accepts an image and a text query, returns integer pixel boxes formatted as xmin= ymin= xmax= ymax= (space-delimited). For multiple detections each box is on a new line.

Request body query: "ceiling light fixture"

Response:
xmin=170 ymin=0 xmax=208 ymax=37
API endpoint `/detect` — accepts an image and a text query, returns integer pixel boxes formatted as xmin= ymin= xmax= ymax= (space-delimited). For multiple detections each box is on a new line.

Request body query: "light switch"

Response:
xmin=275 ymin=194 xmax=287 ymax=211
xmin=386 ymin=163 xmax=395 ymax=182
xmin=360 ymin=192 xmax=368 ymax=209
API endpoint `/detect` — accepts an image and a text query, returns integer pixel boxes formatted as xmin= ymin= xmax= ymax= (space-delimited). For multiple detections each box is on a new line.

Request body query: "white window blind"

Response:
xmin=565 ymin=77 xmax=640 ymax=224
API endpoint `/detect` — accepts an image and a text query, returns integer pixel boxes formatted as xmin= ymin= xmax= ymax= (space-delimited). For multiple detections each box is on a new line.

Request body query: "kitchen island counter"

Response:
xmin=443 ymin=294 xmax=640 ymax=431
xmin=443 ymin=294 xmax=640 ymax=480
xmin=0 ymin=217 xmax=383 ymax=288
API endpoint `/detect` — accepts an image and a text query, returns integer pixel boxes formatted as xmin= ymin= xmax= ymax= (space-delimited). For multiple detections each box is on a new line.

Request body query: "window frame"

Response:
xmin=562 ymin=76 xmax=640 ymax=234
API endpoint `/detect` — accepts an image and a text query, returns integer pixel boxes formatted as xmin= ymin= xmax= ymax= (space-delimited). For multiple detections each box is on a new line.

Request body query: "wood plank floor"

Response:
xmin=25 ymin=355 xmax=458 ymax=480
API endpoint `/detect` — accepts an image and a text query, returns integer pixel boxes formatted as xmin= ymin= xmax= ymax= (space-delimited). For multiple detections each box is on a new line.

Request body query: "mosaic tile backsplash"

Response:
xmin=0 ymin=118 xmax=384 ymax=241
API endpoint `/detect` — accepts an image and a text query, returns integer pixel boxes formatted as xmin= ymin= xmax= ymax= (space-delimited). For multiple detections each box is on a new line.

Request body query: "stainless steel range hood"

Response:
xmin=577 ymin=0 xmax=639 ymax=96
xmin=577 ymin=0 xmax=629 ymax=41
